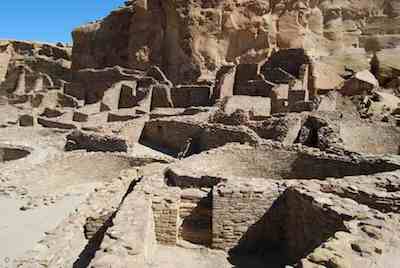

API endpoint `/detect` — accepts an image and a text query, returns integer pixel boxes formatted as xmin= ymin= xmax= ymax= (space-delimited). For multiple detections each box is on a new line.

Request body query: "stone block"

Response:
xmin=19 ymin=114 xmax=35 ymax=127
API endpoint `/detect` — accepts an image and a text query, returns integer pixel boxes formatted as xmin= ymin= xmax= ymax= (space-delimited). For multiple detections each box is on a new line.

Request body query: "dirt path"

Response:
xmin=0 ymin=183 xmax=95 ymax=262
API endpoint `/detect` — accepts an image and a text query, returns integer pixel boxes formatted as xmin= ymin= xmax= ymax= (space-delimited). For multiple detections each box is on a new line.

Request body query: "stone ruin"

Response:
xmin=2 ymin=1 xmax=400 ymax=268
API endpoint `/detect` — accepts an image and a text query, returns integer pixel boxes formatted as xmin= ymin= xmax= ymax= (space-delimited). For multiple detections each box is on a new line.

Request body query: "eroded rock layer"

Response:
xmin=71 ymin=0 xmax=395 ymax=84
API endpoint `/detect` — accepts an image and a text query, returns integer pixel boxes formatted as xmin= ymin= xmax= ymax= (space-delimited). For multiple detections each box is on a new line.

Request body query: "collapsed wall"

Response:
xmin=0 ymin=40 xmax=72 ymax=94
xmin=13 ymin=139 xmax=400 ymax=268
xmin=165 ymin=142 xmax=400 ymax=181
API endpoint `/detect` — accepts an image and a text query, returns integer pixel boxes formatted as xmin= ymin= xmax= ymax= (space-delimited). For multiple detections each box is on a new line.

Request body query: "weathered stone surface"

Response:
xmin=341 ymin=70 xmax=379 ymax=96
xmin=70 ymin=0 xmax=389 ymax=85
xmin=65 ymin=130 xmax=128 ymax=152
xmin=37 ymin=116 xmax=77 ymax=130
xmin=89 ymin=192 xmax=156 ymax=268
xmin=0 ymin=40 xmax=71 ymax=95
xmin=18 ymin=114 xmax=36 ymax=127
xmin=141 ymin=115 xmax=261 ymax=157
xmin=170 ymin=85 xmax=212 ymax=108
xmin=219 ymin=95 xmax=271 ymax=120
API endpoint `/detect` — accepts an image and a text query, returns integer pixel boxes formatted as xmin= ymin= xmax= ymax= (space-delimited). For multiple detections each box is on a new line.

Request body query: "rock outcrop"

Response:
xmin=71 ymin=0 xmax=389 ymax=84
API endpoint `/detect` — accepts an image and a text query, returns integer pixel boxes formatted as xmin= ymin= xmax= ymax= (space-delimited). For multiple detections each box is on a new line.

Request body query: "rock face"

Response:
xmin=71 ymin=0 xmax=387 ymax=84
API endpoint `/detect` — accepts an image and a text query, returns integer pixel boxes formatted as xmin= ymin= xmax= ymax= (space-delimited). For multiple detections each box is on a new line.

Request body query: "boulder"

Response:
xmin=341 ymin=70 xmax=379 ymax=96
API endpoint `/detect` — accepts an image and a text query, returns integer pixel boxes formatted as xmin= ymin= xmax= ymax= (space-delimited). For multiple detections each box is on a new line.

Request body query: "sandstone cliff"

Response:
xmin=71 ymin=0 xmax=393 ymax=84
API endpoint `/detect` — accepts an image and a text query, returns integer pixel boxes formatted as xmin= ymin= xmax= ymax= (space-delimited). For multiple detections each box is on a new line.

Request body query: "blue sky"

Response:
xmin=0 ymin=1 xmax=125 ymax=44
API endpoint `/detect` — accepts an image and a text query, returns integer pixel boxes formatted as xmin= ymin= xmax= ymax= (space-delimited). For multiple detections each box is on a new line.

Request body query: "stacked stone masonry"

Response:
xmin=212 ymin=180 xmax=282 ymax=251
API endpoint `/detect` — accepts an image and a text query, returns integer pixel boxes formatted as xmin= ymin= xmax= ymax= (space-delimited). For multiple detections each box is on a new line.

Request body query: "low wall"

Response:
xmin=166 ymin=143 xmax=400 ymax=182
xmin=65 ymin=130 xmax=128 ymax=152
xmin=89 ymin=192 xmax=156 ymax=267
xmin=141 ymin=119 xmax=261 ymax=157
xmin=14 ymin=169 xmax=138 ymax=267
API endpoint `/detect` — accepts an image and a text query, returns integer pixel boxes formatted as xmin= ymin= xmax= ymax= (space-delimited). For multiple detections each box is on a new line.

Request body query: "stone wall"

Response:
xmin=141 ymin=118 xmax=261 ymax=157
xmin=211 ymin=180 xmax=375 ymax=265
xmin=15 ymin=169 xmax=139 ymax=267
xmin=166 ymin=142 xmax=400 ymax=182
xmin=270 ymin=84 xmax=289 ymax=113
xmin=212 ymin=65 xmax=236 ymax=102
xmin=117 ymin=115 xmax=149 ymax=144
xmin=317 ymin=173 xmax=400 ymax=214
xmin=151 ymin=191 xmax=180 ymax=245
xmin=221 ymin=95 xmax=272 ymax=119
xmin=212 ymin=180 xmax=282 ymax=251
xmin=171 ymin=85 xmax=213 ymax=108
xmin=141 ymin=119 xmax=203 ymax=155
xmin=283 ymin=188 xmax=348 ymax=262
xmin=65 ymin=130 xmax=128 ymax=152
xmin=261 ymin=49 xmax=311 ymax=79
xmin=179 ymin=189 xmax=212 ymax=246
xmin=65 ymin=66 xmax=146 ymax=102
xmin=246 ymin=114 xmax=302 ymax=144
xmin=136 ymin=178 xmax=182 ymax=246
xmin=341 ymin=78 xmax=375 ymax=96
xmin=0 ymin=49 xmax=11 ymax=82
xmin=0 ymin=40 xmax=71 ymax=94
xmin=151 ymin=84 xmax=174 ymax=108
xmin=234 ymin=80 xmax=275 ymax=97
xmin=198 ymin=124 xmax=261 ymax=153
xmin=89 ymin=192 xmax=156 ymax=267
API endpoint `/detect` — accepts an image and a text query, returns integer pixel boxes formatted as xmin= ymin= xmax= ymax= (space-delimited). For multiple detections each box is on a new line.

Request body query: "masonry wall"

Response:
xmin=179 ymin=189 xmax=212 ymax=246
xmin=151 ymin=190 xmax=181 ymax=245
xmin=65 ymin=130 xmax=128 ymax=152
xmin=89 ymin=192 xmax=157 ymax=267
xmin=141 ymin=119 xmax=203 ymax=155
xmin=212 ymin=65 xmax=236 ymax=102
xmin=198 ymin=125 xmax=261 ymax=152
xmin=0 ymin=50 xmax=11 ymax=82
xmin=283 ymin=188 xmax=348 ymax=262
xmin=171 ymin=85 xmax=212 ymax=108
xmin=141 ymin=120 xmax=261 ymax=157
xmin=234 ymin=80 xmax=274 ymax=97
xmin=212 ymin=181 xmax=282 ymax=252
xmin=341 ymin=79 xmax=374 ymax=96
xmin=118 ymin=115 xmax=149 ymax=144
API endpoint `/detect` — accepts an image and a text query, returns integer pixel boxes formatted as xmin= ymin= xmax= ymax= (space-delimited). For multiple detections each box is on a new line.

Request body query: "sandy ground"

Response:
xmin=150 ymin=245 xmax=282 ymax=268
xmin=0 ymin=183 xmax=95 ymax=263
xmin=0 ymin=127 xmax=173 ymax=265
xmin=129 ymin=142 xmax=172 ymax=158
